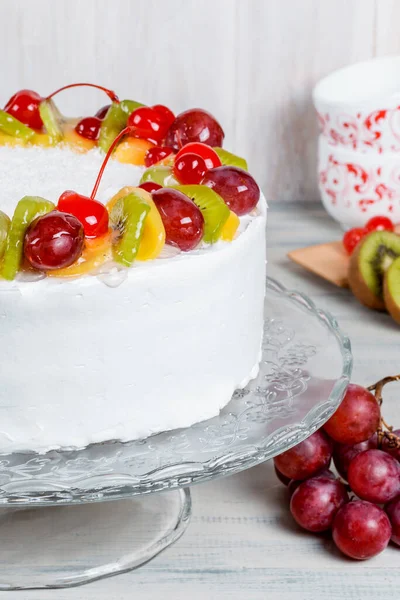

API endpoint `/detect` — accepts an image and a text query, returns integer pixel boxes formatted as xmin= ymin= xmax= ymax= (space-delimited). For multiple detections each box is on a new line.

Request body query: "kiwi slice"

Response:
xmin=348 ymin=230 xmax=400 ymax=310
xmin=110 ymin=192 xmax=150 ymax=266
xmin=214 ymin=147 xmax=248 ymax=171
xmin=0 ymin=110 xmax=35 ymax=142
xmin=174 ymin=184 xmax=230 ymax=243
xmin=140 ymin=166 xmax=178 ymax=187
xmin=1 ymin=197 xmax=55 ymax=280
xmin=39 ymin=99 xmax=63 ymax=144
xmin=383 ymin=256 xmax=400 ymax=324
xmin=0 ymin=211 xmax=10 ymax=258
xmin=99 ymin=99 xmax=144 ymax=152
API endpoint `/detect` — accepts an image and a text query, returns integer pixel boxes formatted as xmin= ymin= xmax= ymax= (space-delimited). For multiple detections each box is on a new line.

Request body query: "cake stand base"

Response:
xmin=0 ymin=488 xmax=191 ymax=590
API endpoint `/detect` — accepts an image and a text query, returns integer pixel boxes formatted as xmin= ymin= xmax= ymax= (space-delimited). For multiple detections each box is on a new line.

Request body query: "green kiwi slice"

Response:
xmin=383 ymin=256 xmax=400 ymax=324
xmin=39 ymin=99 xmax=63 ymax=144
xmin=1 ymin=197 xmax=55 ymax=280
xmin=98 ymin=99 xmax=144 ymax=152
xmin=214 ymin=147 xmax=248 ymax=171
xmin=0 ymin=211 xmax=10 ymax=258
xmin=348 ymin=230 xmax=400 ymax=310
xmin=110 ymin=192 xmax=150 ymax=266
xmin=140 ymin=166 xmax=178 ymax=187
xmin=174 ymin=184 xmax=230 ymax=243
xmin=0 ymin=110 xmax=35 ymax=141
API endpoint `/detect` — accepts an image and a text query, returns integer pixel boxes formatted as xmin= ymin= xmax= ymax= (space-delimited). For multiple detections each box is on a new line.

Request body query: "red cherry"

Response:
xmin=175 ymin=142 xmax=222 ymax=170
xmin=24 ymin=211 xmax=84 ymax=270
xmin=165 ymin=109 xmax=224 ymax=151
xmin=95 ymin=104 xmax=111 ymax=120
xmin=152 ymin=188 xmax=204 ymax=251
xmin=75 ymin=116 xmax=102 ymax=141
xmin=58 ymin=191 xmax=109 ymax=238
xmin=342 ymin=227 xmax=367 ymax=255
xmin=4 ymin=89 xmax=44 ymax=130
xmin=173 ymin=152 xmax=207 ymax=185
xmin=138 ymin=182 xmax=163 ymax=193
xmin=365 ymin=215 xmax=394 ymax=233
xmin=144 ymin=146 xmax=174 ymax=168
xmin=127 ymin=106 xmax=166 ymax=144
xmin=152 ymin=105 xmax=175 ymax=130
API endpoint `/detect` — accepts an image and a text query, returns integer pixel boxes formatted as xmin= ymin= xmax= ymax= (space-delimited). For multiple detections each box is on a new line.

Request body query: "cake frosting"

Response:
xmin=0 ymin=146 xmax=267 ymax=453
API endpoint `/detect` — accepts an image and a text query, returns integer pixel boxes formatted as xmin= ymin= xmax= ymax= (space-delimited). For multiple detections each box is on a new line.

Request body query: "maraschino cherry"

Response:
xmin=144 ymin=146 xmax=174 ymax=168
xmin=4 ymin=89 xmax=44 ymax=130
xmin=127 ymin=104 xmax=175 ymax=144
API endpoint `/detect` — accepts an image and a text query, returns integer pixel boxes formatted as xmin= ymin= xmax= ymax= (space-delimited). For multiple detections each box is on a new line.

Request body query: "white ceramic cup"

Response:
xmin=313 ymin=56 xmax=400 ymax=154
xmin=318 ymin=135 xmax=400 ymax=229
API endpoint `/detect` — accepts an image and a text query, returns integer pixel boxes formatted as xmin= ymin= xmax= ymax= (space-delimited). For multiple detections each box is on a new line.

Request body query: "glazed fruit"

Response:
xmin=175 ymin=142 xmax=222 ymax=170
xmin=348 ymin=230 xmax=400 ymax=310
xmin=348 ymin=449 xmax=400 ymax=504
xmin=174 ymin=184 xmax=230 ymax=243
xmin=214 ymin=147 xmax=248 ymax=171
xmin=332 ymin=501 xmax=391 ymax=560
xmin=1 ymin=197 xmax=55 ymax=280
xmin=95 ymin=105 xmax=111 ymax=120
xmin=139 ymin=182 xmax=163 ymax=193
xmin=220 ymin=211 xmax=240 ymax=242
xmin=323 ymin=384 xmax=380 ymax=444
xmin=109 ymin=191 xmax=150 ymax=266
xmin=140 ymin=165 xmax=178 ymax=187
xmin=112 ymin=137 xmax=154 ymax=166
xmin=145 ymin=146 xmax=174 ymax=168
xmin=0 ymin=110 xmax=36 ymax=141
xmin=365 ymin=215 xmax=394 ymax=233
xmin=273 ymin=430 xmax=333 ymax=480
xmin=333 ymin=434 xmax=378 ymax=480
xmin=4 ymin=89 xmax=44 ymax=130
xmin=57 ymin=191 xmax=109 ymax=238
xmin=127 ymin=105 xmax=173 ymax=145
xmin=173 ymin=152 xmax=207 ymax=184
xmin=165 ymin=109 xmax=224 ymax=151
xmin=152 ymin=188 xmax=204 ymax=251
xmin=24 ymin=211 xmax=84 ymax=270
xmin=290 ymin=475 xmax=348 ymax=532
xmin=98 ymin=102 xmax=129 ymax=152
xmin=47 ymin=233 xmax=112 ymax=278
xmin=75 ymin=116 xmax=102 ymax=141
xmin=202 ymin=166 xmax=260 ymax=216
xmin=0 ymin=211 xmax=10 ymax=258
xmin=343 ymin=227 xmax=366 ymax=255
xmin=39 ymin=99 xmax=63 ymax=144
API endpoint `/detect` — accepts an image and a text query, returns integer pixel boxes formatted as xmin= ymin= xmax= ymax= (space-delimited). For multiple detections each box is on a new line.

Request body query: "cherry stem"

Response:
xmin=47 ymin=83 xmax=119 ymax=103
xmin=367 ymin=374 xmax=400 ymax=448
xmin=90 ymin=126 xmax=134 ymax=199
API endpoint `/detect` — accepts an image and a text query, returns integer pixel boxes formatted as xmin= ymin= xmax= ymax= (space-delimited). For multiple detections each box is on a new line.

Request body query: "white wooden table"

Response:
xmin=1 ymin=202 xmax=399 ymax=600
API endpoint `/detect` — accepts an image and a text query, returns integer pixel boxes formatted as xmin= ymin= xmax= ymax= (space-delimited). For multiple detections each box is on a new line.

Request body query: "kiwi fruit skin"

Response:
xmin=383 ymin=256 xmax=400 ymax=324
xmin=348 ymin=231 xmax=400 ymax=311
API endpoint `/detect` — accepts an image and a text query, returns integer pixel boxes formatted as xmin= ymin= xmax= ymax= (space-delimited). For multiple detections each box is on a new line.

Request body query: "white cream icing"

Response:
xmin=0 ymin=146 xmax=267 ymax=453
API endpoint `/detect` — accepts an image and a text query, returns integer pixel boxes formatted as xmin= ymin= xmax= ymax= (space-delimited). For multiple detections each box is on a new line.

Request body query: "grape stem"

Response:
xmin=90 ymin=126 xmax=134 ymax=199
xmin=367 ymin=374 xmax=400 ymax=448
xmin=47 ymin=83 xmax=119 ymax=103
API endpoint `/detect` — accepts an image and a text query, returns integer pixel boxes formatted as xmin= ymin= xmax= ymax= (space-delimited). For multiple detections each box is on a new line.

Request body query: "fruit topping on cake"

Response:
xmin=0 ymin=85 xmax=262 ymax=281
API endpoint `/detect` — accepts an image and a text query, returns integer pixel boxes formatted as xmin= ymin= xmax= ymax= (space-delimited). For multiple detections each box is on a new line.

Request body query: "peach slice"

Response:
xmin=62 ymin=126 xmax=97 ymax=153
xmin=48 ymin=232 xmax=112 ymax=278
xmin=220 ymin=211 xmax=240 ymax=241
xmin=113 ymin=138 xmax=154 ymax=166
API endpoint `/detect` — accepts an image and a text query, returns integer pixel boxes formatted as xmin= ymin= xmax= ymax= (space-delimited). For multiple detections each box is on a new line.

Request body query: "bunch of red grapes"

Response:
xmin=274 ymin=381 xmax=400 ymax=560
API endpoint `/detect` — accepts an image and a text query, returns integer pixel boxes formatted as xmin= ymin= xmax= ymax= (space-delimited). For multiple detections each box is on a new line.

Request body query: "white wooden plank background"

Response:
xmin=0 ymin=0 xmax=398 ymax=202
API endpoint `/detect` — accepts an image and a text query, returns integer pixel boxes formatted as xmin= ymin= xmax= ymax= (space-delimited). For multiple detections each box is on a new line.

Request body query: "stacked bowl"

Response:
xmin=313 ymin=56 xmax=400 ymax=229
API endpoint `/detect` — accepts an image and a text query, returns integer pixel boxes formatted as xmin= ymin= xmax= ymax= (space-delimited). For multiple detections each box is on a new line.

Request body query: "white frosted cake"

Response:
xmin=0 ymin=86 xmax=266 ymax=453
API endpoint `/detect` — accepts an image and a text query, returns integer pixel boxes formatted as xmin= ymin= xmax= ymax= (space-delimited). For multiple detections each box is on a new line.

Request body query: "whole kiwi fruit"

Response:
xmin=348 ymin=230 xmax=400 ymax=310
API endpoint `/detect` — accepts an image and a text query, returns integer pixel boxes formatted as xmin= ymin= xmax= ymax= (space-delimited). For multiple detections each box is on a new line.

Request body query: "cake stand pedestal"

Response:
xmin=0 ymin=277 xmax=352 ymax=590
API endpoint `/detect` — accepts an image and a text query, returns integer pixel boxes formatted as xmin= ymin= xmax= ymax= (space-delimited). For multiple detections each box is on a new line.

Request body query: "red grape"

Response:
xmin=385 ymin=496 xmax=400 ymax=546
xmin=75 ymin=116 xmax=101 ymax=140
xmin=290 ymin=476 xmax=348 ymax=532
xmin=332 ymin=501 xmax=391 ymax=560
xmin=348 ymin=449 xmax=400 ymax=503
xmin=165 ymin=109 xmax=224 ymax=151
xmin=175 ymin=142 xmax=222 ymax=170
xmin=273 ymin=430 xmax=333 ymax=481
xmin=382 ymin=429 xmax=400 ymax=461
xmin=173 ymin=153 xmax=207 ymax=185
xmin=342 ymin=228 xmax=367 ymax=255
xmin=24 ymin=211 xmax=84 ymax=270
xmin=138 ymin=182 xmax=163 ymax=193
xmin=58 ymin=191 xmax=109 ymax=239
xmin=4 ymin=89 xmax=44 ymax=130
xmin=152 ymin=188 xmax=204 ymax=251
xmin=144 ymin=146 xmax=173 ymax=168
xmin=365 ymin=215 xmax=394 ymax=233
xmin=333 ymin=434 xmax=378 ymax=480
xmin=287 ymin=469 xmax=335 ymax=497
xmin=95 ymin=104 xmax=111 ymax=120
xmin=274 ymin=465 xmax=291 ymax=486
xmin=202 ymin=166 xmax=260 ymax=216
xmin=323 ymin=384 xmax=380 ymax=444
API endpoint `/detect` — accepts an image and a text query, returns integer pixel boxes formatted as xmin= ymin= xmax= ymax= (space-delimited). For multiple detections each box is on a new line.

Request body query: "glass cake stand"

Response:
xmin=0 ymin=277 xmax=352 ymax=590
